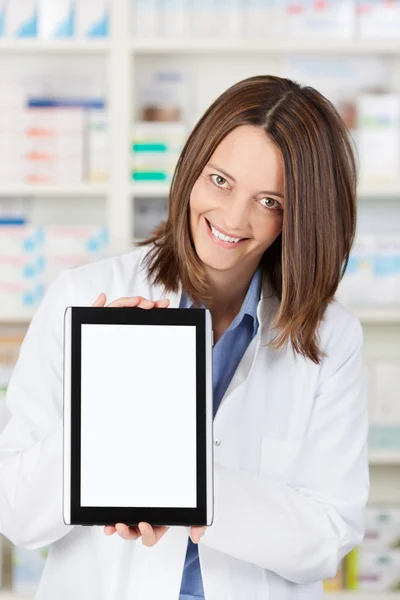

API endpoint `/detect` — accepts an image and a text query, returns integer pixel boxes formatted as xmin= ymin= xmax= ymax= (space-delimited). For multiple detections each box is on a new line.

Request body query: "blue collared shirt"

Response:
xmin=178 ymin=265 xmax=262 ymax=600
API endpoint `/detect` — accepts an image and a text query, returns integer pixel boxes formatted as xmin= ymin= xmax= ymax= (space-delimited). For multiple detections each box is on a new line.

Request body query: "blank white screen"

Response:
xmin=80 ymin=323 xmax=197 ymax=508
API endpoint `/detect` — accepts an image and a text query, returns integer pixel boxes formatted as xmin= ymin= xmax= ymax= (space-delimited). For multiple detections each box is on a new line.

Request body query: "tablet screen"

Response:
xmin=80 ymin=323 xmax=197 ymax=509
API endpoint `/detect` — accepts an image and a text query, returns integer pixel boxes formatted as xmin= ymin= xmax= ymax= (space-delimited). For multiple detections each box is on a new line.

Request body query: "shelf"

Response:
xmin=0 ymin=183 xmax=108 ymax=198
xmin=354 ymin=309 xmax=400 ymax=325
xmin=0 ymin=593 xmax=33 ymax=600
xmin=0 ymin=39 xmax=109 ymax=54
xmin=131 ymin=38 xmax=400 ymax=55
xmin=358 ymin=186 xmax=400 ymax=199
xmin=369 ymin=452 xmax=400 ymax=466
xmin=326 ymin=594 xmax=400 ymax=600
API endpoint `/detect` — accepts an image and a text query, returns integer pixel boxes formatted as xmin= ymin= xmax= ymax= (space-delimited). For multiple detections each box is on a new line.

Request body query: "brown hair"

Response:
xmin=136 ymin=75 xmax=357 ymax=364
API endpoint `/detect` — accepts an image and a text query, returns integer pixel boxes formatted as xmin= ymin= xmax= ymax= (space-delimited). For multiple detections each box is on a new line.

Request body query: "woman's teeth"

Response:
xmin=209 ymin=222 xmax=242 ymax=243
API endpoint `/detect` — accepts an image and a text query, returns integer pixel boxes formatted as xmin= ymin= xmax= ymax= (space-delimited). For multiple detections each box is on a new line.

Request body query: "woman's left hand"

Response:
xmin=104 ymin=523 xmax=206 ymax=546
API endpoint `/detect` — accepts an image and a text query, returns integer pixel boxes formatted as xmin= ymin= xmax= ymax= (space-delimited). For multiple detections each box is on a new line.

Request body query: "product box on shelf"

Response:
xmin=336 ymin=233 xmax=376 ymax=307
xmin=4 ymin=0 xmax=37 ymax=37
xmin=132 ymin=0 xmax=160 ymax=38
xmin=368 ymin=360 xmax=400 ymax=453
xmin=372 ymin=234 xmax=400 ymax=305
xmin=188 ymin=0 xmax=216 ymax=38
xmin=87 ymin=108 xmax=108 ymax=181
xmin=357 ymin=0 xmax=400 ymax=38
xmin=159 ymin=0 xmax=189 ymax=38
xmin=242 ymin=0 xmax=285 ymax=38
xmin=364 ymin=507 xmax=400 ymax=550
xmin=357 ymin=93 xmax=400 ymax=187
xmin=286 ymin=0 xmax=355 ymax=38
xmin=76 ymin=0 xmax=109 ymax=38
xmin=0 ymin=225 xmax=109 ymax=319
xmin=132 ymin=121 xmax=186 ymax=183
xmin=345 ymin=547 xmax=400 ymax=592
xmin=0 ymin=0 xmax=5 ymax=36
xmin=38 ymin=0 xmax=74 ymax=38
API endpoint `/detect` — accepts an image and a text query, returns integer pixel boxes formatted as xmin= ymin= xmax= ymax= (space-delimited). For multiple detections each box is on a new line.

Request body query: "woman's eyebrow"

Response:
xmin=207 ymin=162 xmax=284 ymax=198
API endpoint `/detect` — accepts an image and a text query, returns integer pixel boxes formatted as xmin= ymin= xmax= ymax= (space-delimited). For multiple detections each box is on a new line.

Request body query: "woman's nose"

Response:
xmin=223 ymin=195 xmax=249 ymax=233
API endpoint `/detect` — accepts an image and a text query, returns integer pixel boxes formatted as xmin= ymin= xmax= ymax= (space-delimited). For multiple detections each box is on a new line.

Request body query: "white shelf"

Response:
xmin=131 ymin=38 xmax=400 ymax=55
xmin=354 ymin=309 xmax=400 ymax=324
xmin=0 ymin=39 xmax=109 ymax=54
xmin=369 ymin=452 xmax=400 ymax=466
xmin=0 ymin=183 xmax=108 ymax=198
xmin=0 ymin=593 xmax=33 ymax=600
xmin=358 ymin=186 xmax=400 ymax=199
xmin=326 ymin=594 xmax=400 ymax=600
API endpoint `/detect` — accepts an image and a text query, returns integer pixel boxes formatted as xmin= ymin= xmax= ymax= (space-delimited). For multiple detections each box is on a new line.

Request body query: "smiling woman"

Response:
xmin=137 ymin=75 xmax=357 ymax=364
xmin=0 ymin=74 xmax=367 ymax=600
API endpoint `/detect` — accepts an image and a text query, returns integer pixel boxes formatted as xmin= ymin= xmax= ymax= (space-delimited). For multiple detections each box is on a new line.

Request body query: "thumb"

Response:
xmin=92 ymin=293 xmax=106 ymax=307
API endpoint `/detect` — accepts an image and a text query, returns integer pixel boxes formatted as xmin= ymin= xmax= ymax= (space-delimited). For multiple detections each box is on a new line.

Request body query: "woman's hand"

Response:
xmin=92 ymin=293 xmax=170 ymax=310
xmin=92 ymin=294 xmax=206 ymax=545
xmin=104 ymin=523 xmax=206 ymax=546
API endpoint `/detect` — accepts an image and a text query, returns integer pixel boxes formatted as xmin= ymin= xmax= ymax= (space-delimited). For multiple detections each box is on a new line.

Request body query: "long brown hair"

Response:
xmin=136 ymin=75 xmax=357 ymax=364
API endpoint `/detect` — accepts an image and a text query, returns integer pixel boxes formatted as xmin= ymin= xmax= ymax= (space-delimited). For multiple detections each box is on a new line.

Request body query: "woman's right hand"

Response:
xmin=91 ymin=291 xmax=171 ymax=544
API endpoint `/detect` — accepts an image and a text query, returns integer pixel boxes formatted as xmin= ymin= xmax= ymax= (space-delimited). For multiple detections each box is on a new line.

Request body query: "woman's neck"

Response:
xmin=202 ymin=263 xmax=259 ymax=318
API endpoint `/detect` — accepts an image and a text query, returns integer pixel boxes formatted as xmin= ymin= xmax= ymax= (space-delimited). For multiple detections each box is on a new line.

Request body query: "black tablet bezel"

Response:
xmin=66 ymin=306 xmax=211 ymax=526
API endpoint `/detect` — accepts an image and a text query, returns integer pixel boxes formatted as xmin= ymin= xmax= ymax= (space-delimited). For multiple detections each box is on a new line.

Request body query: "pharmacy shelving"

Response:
xmin=369 ymin=452 xmax=400 ymax=466
xmin=354 ymin=309 xmax=400 ymax=325
xmin=131 ymin=38 xmax=400 ymax=55
xmin=0 ymin=593 xmax=32 ymax=600
xmin=0 ymin=183 xmax=108 ymax=198
xmin=0 ymin=39 xmax=109 ymax=54
xmin=326 ymin=594 xmax=400 ymax=600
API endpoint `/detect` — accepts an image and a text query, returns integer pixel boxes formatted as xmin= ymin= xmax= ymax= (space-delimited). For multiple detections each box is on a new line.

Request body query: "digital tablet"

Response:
xmin=63 ymin=306 xmax=213 ymax=527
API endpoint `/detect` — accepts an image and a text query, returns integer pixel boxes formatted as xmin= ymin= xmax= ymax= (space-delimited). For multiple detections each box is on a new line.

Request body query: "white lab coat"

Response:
xmin=0 ymin=243 xmax=369 ymax=600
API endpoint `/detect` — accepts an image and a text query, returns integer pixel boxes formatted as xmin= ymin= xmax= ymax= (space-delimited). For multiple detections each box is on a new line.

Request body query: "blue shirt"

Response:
xmin=178 ymin=266 xmax=262 ymax=600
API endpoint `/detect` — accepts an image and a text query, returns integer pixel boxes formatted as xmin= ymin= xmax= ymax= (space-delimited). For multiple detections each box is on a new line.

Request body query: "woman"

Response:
xmin=0 ymin=75 xmax=369 ymax=600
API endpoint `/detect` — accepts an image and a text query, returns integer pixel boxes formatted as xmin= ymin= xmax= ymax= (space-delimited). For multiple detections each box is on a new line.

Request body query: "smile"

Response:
xmin=205 ymin=218 xmax=249 ymax=248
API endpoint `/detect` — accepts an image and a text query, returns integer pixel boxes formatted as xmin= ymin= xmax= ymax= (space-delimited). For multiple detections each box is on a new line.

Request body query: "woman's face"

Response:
xmin=189 ymin=125 xmax=285 ymax=276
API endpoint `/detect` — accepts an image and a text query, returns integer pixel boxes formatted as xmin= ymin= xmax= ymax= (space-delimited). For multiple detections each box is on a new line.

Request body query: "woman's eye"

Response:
xmin=260 ymin=197 xmax=280 ymax=210
xmin=210 ymin=174 xmax=228 ymax=188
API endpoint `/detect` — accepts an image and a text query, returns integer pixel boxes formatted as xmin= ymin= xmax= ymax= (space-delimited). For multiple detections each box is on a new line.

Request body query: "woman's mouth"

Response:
xmin=205 ymin=218 xmax=249 ymax=248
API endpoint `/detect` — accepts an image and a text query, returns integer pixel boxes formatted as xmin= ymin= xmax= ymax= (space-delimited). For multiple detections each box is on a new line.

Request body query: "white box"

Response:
xmin=364 ymin=507 xmax=400 ymax=550
xmin=213 ymin=0 xmax=241 ymax=38
xmin=336 ymin=233 xmax=376 ymax=306
xmin=351 ymin=548 xmax=400 ymax=592
xmin=357 ymin=94 xmax=400 ymax=187
xmin=159 ymin=0 xmax=188 ymax=38
xmin=87 ymin=109 xmax=108 ymax=181
xmin=243 ymin=0 xmax=286 ymax=38
xmin=286 ymin=0 xmax=355 ymax=38
xmin=371 ymin=234 xmax=400 ymax=305
xmin=0 ymin=0 xmax=5 ymax=36
xmin=188 ymin=0 xmax=215 ymax=37
xmin=357 ymin=0 xmax=400 ymax=38
xmin=133 ymin=0 xmax=160 ymax=38
xmin=76 ymin=0 xmax=109 ymax=38
xmin=5 ymin=0 xmax=37 ymax=37
xmin=38 ymin=0 xmax=74 ymax=38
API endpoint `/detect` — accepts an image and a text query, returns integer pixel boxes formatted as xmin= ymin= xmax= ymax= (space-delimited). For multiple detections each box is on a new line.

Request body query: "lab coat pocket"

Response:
xmin=258 ymin=437 xmax=301 ymax=483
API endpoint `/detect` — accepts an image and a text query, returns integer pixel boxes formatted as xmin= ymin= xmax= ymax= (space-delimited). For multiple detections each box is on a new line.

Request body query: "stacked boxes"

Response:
xmin=0 ymin=225 xmax=109 ymax=319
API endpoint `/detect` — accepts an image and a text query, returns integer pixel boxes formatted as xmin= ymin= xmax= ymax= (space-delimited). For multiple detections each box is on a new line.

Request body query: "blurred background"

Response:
xmin=0 ymin=0 xmax=399 ymax=598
